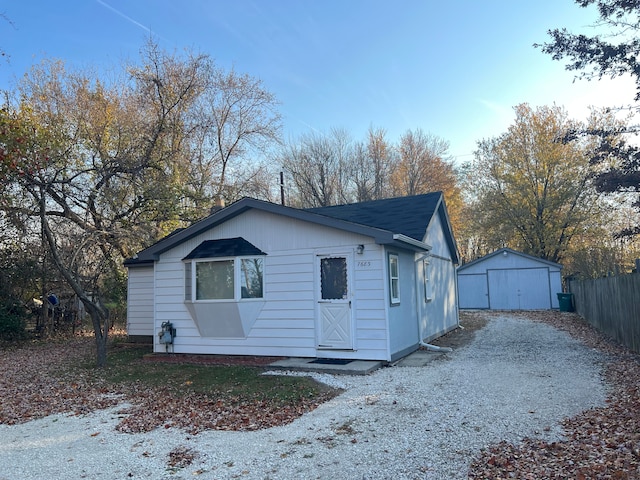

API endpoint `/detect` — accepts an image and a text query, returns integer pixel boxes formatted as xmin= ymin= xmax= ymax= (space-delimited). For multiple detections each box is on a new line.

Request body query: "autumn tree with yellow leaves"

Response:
xmin=467 ymin=103 xmax=617 ymax=265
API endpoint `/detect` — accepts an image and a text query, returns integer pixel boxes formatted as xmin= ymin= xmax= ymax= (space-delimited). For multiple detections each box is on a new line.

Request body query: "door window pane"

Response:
xmin=321 ymin=257 xmax=348 ymax=300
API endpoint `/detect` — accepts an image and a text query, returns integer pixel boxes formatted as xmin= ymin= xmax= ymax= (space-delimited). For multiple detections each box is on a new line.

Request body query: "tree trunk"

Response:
xmin=39 ymin=197 xmax=111 ymax=367
xmin=94 ymin=326 xmax=108 ymax=368
xmin=86 ymin=302 xmax=109 ymax=368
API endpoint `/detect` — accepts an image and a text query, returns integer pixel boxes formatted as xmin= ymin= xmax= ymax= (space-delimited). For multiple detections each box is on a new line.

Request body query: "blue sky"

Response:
xmin=1 ymin=1 xmax=636 ymax=163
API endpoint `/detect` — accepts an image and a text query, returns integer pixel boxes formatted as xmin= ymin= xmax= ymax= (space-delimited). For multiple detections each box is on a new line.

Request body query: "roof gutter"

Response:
xmin=392 ymin=234 xmax=431 ymax=252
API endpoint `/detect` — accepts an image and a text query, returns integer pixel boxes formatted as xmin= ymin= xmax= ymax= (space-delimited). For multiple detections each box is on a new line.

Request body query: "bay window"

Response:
xmin=185 ymin=257 xmax=264 ymax=301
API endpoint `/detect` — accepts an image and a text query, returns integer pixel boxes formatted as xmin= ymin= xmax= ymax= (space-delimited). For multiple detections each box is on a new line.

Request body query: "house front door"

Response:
xmin=317 ymin=255 xmax=353 ymax=350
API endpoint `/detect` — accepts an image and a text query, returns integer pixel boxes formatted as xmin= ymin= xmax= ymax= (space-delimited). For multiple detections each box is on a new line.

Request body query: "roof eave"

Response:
xmin=389 ymin=234 xmax=432 ymax=252
xmin=125 ymin=197 xmax=405 ymax=265
xmin=123 ymin=258 xmax=155 ymax=268
xmin=457 ymin=247 xmax=564 ymax=271
xmin=432 ymin=195 xmax=460 ymax=265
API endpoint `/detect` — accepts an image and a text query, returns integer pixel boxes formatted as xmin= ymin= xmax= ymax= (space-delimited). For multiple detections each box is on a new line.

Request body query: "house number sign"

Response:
xmin=357 ymin=261 xmax=371 ymax=268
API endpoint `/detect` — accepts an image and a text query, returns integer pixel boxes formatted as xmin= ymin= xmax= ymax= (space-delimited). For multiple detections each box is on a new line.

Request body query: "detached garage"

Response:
xmin=457 ymin=248 xmax=563 ymax=310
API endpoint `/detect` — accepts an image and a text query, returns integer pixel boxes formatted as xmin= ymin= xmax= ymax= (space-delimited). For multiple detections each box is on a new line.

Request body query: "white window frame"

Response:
xmin=389 ymin=253 xmax=400 ymax=305
xmin=423 ymin=258 xmax=433 ymax=302
xmin=185 ymin=256 xmax=264 ymax=302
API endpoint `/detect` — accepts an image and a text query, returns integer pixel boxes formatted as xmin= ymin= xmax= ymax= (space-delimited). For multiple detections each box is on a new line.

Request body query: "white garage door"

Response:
xmin=488 ymin=268 xmax=551 ymax=310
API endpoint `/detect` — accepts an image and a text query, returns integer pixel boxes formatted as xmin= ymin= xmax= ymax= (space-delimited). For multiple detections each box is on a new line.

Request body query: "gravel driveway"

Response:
xmin=0 ymin=313 xmax=608 ymax=480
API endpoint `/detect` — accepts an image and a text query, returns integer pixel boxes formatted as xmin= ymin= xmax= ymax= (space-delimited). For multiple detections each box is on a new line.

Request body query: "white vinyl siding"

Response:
xmin=126 ymin=266 xmax=154 ymax=336
xmin=419 ymin=211 xmax=460 ymax=340
xmin=127 ymin=200 xmax=461 ymax=362
xmin=150 ymin=210 xmax=391 ymax=360
xmin=418 ymin=254 xmax=459 ymax=341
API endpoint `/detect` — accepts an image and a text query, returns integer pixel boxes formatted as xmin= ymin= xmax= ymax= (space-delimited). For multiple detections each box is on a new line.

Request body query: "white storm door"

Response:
xmin=317 ymin=255 xmax=353 ymax=349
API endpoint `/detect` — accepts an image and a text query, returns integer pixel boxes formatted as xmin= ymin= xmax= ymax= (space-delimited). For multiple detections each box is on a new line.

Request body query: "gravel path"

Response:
xmin=0 ymin=313 xmax=608 ymax=480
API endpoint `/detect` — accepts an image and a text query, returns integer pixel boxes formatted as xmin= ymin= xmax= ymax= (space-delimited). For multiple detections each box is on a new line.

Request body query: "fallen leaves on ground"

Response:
xmin=167 ymin=445 xmax=198 ymax=469
xmin=0 ymin=339 xmax=121 ymax=424
xmin=0 ymin=337 xmax=335 ymax=434
xmin=115 ymin=388 xmax=333 ymax=435
xmin=2 ymin=311 xmax=639 ymax=480
xmin=468 ymin=310 xmax=640 ymax=480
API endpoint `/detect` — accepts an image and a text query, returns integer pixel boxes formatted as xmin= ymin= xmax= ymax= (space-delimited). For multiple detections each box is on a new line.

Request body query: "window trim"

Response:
xmin=389 ymin=253 xmax=400 ymax=305
xmin=239 ymin=257 xmax=264 ymax=299
xmin=423 ymin=258 xmax=433 ymax=302
xmin=185 ymin=255 xmax=264 ymax=302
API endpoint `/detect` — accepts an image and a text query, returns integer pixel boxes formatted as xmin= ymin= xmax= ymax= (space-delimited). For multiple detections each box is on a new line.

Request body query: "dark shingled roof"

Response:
xmin=125 ymin=193 xmax=459 ymax=267
xmin=183 ymin=237 xmax=266 ymax=260
xmin=306 ymin=192 xmax=441 ymax=242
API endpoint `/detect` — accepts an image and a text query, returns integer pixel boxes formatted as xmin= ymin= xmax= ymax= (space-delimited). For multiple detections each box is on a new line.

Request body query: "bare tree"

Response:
xmin=391 ymin=129 xmax=454 ymax=196
xmin=184 ymin=67 xmax=281 ymax=216
xmin=281 ymin=128 xmax=354 ymax=207
xmin=390 ymin=128 xmax=463 ymax=235
xmin=352 ymin=127 xmax=394 ymax=201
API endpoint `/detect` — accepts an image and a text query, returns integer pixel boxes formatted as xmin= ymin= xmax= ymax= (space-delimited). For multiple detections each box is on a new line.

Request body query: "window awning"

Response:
xmin=183 ymin=237 xmax=266 ymax=260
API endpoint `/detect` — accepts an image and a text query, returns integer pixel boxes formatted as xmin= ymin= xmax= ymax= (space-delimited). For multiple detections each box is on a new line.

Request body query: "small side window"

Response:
xmin=389 ymin=254 xmax=400 ymax=305
xmin=424 ymin=259 xmax=433 ymax=302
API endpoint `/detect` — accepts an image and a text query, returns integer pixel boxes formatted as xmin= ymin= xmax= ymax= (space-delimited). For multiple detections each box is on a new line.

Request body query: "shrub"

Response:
xmin=0 ymin=302 xmax=28 ymax=342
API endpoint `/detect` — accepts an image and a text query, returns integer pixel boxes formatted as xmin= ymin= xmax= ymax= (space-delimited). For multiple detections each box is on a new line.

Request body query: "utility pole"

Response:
xmin=280 ymin=171 xmax=285 ymax=206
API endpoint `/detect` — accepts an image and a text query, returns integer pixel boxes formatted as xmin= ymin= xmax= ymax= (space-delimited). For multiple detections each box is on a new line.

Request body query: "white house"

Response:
xmin=125 ymin=193 xmax=460 ymax=362
xmin=457 ymin=248 xmax=563 ymax=310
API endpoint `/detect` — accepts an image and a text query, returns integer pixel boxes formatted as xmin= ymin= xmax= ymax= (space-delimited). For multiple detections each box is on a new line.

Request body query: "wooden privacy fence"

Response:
xmin=569 ymin=273 xmax=640 ymax=353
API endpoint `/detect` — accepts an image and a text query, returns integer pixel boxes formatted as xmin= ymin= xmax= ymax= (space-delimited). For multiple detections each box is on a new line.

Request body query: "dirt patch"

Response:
xmin=428 ymin=310 xmax=489 ymax=349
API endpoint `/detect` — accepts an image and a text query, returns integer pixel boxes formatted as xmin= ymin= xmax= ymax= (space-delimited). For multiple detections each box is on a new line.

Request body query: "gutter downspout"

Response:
xmin=417 ymin=254 xmax=453 ymax=354
xmin=420 ymin=340 xmax=453 ymax=353
xmin=421 ymin=323 xmax=465 ymax=352
xmin=418 ymin=308 xmax=461 ymax=353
